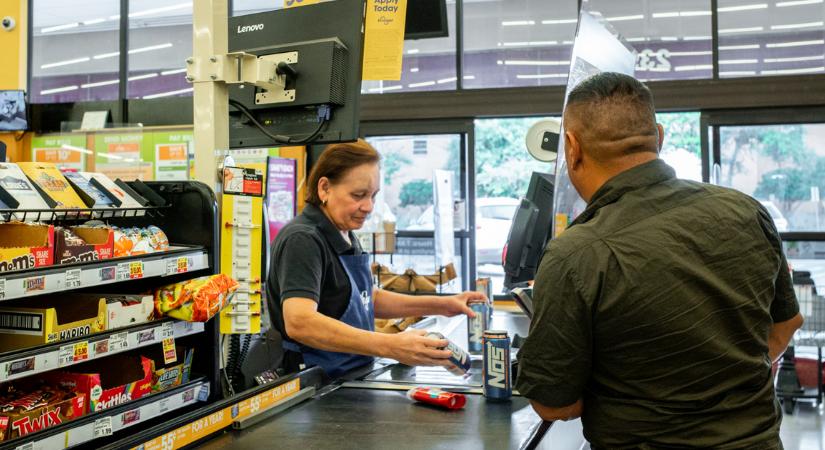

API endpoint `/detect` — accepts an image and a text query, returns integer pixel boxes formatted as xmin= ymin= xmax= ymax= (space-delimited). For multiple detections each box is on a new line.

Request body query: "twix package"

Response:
xmin=0 ymin=384 xmax=86 ymax=441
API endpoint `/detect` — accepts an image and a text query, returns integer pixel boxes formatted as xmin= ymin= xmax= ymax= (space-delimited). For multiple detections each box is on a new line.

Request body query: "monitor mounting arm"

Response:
xmin=186 ymin=51 xmax=298 ymax=106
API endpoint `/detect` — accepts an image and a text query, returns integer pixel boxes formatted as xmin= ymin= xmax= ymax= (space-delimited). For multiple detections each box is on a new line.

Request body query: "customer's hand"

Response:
xmin=440 ymin=291 xmax=488 ymax=317
xmin=385 ymin=329 xmax=452 ymax=367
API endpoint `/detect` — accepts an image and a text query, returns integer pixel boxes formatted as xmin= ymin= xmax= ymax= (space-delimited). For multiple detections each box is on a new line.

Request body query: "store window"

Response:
xmin=474 ymin=117 xmax=555 ymax=293
xmin=719 ymin=123 xmax=825 ymax=231
xmin=463 ymin=0 xmax=578 ymax=88
xmin=366 ymin=134 xmax=466 ymax=292
xmin=31 ymin=1 xmax=121 ymax=103
xmin=658 ymin=111 xmax=702 ymax=181
xmin=362 ymin=1 xmax=458 ymax=93
xmin=587 ymin=0 xmax=713 ymax=81
xmin=717 ymin=0 xmax=825 ymax=78
xmin=128 ymin=1 xmax=194 ymax=99
xmin=233 ymin=0 xmax=284 ymax=16
xmin=366 ymin=134 xmax=462 ymax=230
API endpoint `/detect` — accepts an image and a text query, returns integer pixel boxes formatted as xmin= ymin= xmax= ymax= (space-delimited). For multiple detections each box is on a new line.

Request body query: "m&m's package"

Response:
xmin=154 ymin=274 xmax=238 ymax=322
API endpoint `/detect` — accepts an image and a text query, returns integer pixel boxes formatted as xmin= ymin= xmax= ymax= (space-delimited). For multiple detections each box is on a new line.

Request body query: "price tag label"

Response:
xmin=0 ymin=278 xmax=6 ymax=300
xmin=176 ymin=257 xmax=189 ymax=273
xmin=58 ymin=344 xmax=74 ymax=367
xmin=65 ymin=269 xmax=82 ymax=289
xmin=165 ymin=259 xmax=177 ymax=276
xmin=197 ymin=384 xmax=210 ymax=402
xmin=15 ymin=442 xmax=33 ymax=450
xmin=129 ymin=261 xmax=144 ymax=279
xmin=109 ymin=332 xmax=129 ymax=352
xmin=94 ymin=339 xmax=109 ymax=357
xmin=73 ymin=341 xmax=89 ymax=362
xmin=160 ymin=322 xmax=174 ymax=339
xmin=94 ymin=416 xmax=113 ymax=438
xmin=116 ymin=263 xmax=130 ymax=281
xmin=162 ymin=337 xmax=177 ymax=364
xmin=158 ymin=397 xmax=171 ymax=414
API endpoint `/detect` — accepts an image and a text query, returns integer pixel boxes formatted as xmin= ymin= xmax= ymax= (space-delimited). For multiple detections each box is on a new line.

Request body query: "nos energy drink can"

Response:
xmin=467 ymin=301 xmax=490 ymax=354
xmin=483 ymin=330 xmax=512 ymax=400
xmin=427 ymin=332 xmax=471 ymax=376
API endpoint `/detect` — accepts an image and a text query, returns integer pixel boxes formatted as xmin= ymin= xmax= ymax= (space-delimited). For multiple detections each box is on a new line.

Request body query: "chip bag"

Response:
xmin=153 ymin=274 xmax=238 ymax=322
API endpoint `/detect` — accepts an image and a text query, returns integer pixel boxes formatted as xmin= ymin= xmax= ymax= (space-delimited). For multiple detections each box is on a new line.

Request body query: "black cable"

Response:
xmin=228 ymin=99 xmax=328 ymax=145
xmin=228 ymin=99 xmax=290 ymax=144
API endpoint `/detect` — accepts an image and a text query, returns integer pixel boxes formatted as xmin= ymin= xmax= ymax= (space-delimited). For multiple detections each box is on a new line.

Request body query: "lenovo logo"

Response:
xmin=237 ymin=24 xmax=264 ymax=33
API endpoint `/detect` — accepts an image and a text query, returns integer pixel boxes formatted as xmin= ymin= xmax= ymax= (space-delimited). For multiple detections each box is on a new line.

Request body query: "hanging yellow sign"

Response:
xmin=362 ymin=0 xmax=408 ymax=81
xmin=284 ymin=0 xmax=319 ymax=8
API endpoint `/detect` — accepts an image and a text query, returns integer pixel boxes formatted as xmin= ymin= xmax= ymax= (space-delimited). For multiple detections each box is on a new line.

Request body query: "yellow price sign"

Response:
xmin=73 ymin=341 xmax=89 ymax=362
xmin=162 ymin=337 xmax=177 ymax=365
xmin=129 ymin=262 xmax=144 ymax=279
xmin=176 ymin=257 xmax=188 ymax=273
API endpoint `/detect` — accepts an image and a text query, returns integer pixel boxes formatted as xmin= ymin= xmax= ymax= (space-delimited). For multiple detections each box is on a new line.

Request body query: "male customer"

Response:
xmin=516 ymin=72 xmax=803 ymax=449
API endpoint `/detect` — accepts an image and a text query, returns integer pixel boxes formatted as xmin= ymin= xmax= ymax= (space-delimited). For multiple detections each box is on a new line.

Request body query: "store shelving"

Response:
xmin=0 ymin=246 xmax=210 ymax=302
xmin=0 ymin=181 xmax=221 ymax=450
xmin=0 ymin=378 xmax=210 ymax=450
xmin=0 ymin=319 xmax=204 ymax=383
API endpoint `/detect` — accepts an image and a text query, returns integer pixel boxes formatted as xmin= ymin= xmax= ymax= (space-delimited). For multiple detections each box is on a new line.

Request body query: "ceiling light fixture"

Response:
xmin=40 ymin=57 xmax=90 ymax=69
xmin=129 ymin=2 xmax=192 ymax=18
xmin=128 ymin=43 xmax=174 ymax=54
xmin=605 ymin=15 xmax=645 ymax=22
xmin=771 ymin=21 xmax=824 ymax=30
xmin=80 ymin=79 xmax=120 ymax=88
xmin=143 ymin=87 xmax=195 ymax=99
xmin=541 ymin=18 xmax=577 ymax=24
xmin=717 ymin=3 xmax=768 ymax=12
xmin=41 ymin=22 xmax=79 ymax=33
xmin=776 ymin=0 xmax=823 ymax=6
xmin=40 ymin=85 xmax=79 ymax=95
xmin=501 ymin=20 xmax=535 ymax=26
xmin=93 ymin=51 xmax=120 ymax=60
xmin=766 ymin=39 xmax=825 ymax=47
xmin=719 ymin=26 xmax=764 ymax=33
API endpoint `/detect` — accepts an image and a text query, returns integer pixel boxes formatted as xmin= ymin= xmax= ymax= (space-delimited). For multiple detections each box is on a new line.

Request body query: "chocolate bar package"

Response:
xmin=0 ymin=384 xmax=86 ymax=441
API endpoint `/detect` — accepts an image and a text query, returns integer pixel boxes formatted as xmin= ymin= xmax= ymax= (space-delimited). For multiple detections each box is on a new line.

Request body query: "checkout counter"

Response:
xmin=107 ymin=310 xmax=585 ymax=450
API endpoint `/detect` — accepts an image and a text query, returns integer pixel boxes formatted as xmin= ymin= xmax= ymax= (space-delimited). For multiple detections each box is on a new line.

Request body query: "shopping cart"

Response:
xmin=775 ymin=271 xmax=825 ymax=414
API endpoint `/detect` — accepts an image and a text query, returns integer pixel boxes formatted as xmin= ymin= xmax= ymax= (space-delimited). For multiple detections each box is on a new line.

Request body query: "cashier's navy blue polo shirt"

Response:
xmin=266 ymin=203 xmax=362 ymax=345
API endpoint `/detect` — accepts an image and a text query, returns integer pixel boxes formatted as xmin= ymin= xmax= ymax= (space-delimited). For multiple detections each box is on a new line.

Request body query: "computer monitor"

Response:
xmin=228 ymin=0 xmax=365 ymax=147
xmin=0 ymin=90 xmax=27 ymax=132
xmin=405 ymin=0 xmax=449 ymax=40
xmin=503 ymin=172 xmax=555 ymax=290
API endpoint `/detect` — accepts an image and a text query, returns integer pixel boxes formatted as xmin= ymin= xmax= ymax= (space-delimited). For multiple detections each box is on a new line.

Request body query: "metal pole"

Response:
xmin=192 ymin=0 xmax=229 ymax=190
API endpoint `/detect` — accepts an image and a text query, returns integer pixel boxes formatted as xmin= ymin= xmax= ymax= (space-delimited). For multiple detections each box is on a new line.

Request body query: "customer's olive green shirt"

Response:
xmin=517 ymin=159 xmax=798 ymax=449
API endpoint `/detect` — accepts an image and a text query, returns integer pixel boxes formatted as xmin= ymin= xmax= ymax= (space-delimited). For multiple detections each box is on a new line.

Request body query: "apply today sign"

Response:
xmin=363 ymin=0 xmax=408 ymax=80
xmin=372 ymin=0 xmax=401 ymax=12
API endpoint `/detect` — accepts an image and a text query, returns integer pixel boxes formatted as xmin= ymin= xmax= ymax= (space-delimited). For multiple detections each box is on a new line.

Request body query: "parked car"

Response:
xmin=760 ymin=200 xmax=789 ymax=232
xmin=409 ymin=197 xmax=520 ymax=265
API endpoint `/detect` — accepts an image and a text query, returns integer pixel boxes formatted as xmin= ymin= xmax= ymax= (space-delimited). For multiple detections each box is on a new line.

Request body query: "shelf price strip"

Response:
xmin=133 ymin=378 xmax=301 ymax=450
xmin=1 ymin=321 xmax=204 ymax=382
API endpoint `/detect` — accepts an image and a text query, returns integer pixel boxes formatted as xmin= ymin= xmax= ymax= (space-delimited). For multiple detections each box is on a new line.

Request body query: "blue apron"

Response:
xmin=283 ymin=253 xmax=375 ymax=378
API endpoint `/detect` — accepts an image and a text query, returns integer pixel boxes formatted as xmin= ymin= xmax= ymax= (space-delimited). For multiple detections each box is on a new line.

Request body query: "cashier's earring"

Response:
xmin=323 ymin=199 xmax=328 ymax=206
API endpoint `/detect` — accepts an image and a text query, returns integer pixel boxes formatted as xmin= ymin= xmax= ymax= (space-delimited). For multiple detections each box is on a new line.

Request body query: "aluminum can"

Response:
xmin=467 ymin=301 xmax=490 ymax=354
xmin=426 ymin=331 xmax=471 ymax=376
xmin=406 ymin=387 xmax=466 ymax=410
xmin=482 ymin=330 xmax=511 ymax=400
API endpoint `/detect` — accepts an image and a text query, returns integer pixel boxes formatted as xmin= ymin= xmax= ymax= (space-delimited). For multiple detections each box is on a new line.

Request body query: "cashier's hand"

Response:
xmin=386 ymin=329 xmax=453 ymax=367
xmin=439 ymin=291 xmax=488 ymax=318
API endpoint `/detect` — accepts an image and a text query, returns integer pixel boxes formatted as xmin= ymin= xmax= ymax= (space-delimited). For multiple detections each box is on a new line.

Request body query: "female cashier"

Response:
xmin=267 ymin=139 xmax=486 ymax=378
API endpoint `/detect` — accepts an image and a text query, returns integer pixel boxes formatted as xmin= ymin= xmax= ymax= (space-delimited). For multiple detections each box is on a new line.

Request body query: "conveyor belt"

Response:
xmin=195 ymin=385 xmax=584 ymax=450
xmin=192 ymin=312 xmax=585 ymax=449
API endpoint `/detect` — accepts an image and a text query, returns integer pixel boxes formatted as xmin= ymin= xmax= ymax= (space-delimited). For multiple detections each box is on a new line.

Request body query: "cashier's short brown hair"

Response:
xmin=306 ymin=139 xmax=381 ymax=207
